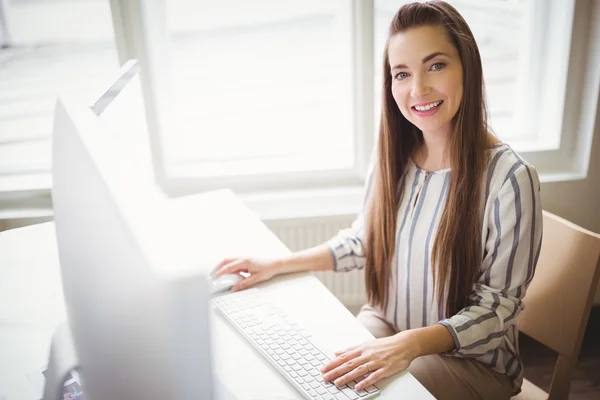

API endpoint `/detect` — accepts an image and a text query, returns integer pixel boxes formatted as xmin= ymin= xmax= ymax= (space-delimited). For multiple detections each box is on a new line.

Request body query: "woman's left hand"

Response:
xmin=320 ymin=332 xmax=418 ymax=392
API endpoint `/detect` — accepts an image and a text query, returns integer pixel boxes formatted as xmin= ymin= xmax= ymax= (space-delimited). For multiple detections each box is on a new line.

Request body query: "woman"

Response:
xmin=212 ymin=1 xmax=543 ymax=398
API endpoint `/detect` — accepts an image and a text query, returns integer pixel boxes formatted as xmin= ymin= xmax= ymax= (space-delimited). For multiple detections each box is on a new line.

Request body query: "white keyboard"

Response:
xmin=212 ymin=288 xmax=380 ymax=400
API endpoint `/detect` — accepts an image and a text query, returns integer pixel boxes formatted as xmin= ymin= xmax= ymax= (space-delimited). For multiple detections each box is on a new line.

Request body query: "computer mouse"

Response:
xmin=210 ymin=273 xmax=244 ymax=294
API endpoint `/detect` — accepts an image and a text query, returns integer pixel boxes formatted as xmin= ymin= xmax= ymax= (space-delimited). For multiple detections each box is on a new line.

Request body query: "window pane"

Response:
xmin=0 ymin=0 xmax=119 ymax=176
xmin=374 ymin=0 xmax=527 ymax=141
xmin=164 ymin=0 xmax=353 ymax=177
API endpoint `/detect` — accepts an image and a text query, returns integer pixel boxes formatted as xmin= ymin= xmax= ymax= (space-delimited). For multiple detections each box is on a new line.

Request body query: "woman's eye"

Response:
xmin=430 ymin=62 xmax=446 ymax=71
xmin=395 ymin=72 xmax=409 ymax=80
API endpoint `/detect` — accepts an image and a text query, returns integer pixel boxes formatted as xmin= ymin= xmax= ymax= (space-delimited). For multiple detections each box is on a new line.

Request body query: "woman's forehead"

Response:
xmin=388 ymin=25 xmax=457 ymax=66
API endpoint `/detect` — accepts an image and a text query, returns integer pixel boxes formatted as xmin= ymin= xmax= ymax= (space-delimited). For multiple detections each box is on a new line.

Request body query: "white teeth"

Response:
xmin=415 ymin=101 xmax=441 ymax=111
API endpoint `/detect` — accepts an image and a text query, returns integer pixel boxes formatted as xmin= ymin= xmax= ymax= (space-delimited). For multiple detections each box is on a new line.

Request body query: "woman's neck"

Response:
xmin=413 ymin=132 xmax=451 ymax=172
xmin=412 ymin=131 xmax=502 ymax=171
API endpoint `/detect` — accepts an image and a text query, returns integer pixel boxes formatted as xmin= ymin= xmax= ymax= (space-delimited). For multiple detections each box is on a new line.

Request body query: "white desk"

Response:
xmin=0 ymin=193 xmax=433 ymax=400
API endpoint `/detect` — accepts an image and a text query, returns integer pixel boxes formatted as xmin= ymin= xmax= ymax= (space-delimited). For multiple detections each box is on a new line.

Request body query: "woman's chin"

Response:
xmin=413 ymin=121 xmax=452 ymax=137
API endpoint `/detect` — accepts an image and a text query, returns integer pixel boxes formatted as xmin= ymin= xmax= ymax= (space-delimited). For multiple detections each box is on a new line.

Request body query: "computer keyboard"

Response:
xmin=212 ymin=288 xmax=380 ymax=400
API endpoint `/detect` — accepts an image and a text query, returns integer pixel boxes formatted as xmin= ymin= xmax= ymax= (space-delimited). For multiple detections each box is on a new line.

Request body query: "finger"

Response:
xmin=231 ymin=274 xmax=262 ymax=292
xmin=321 ymin=347 xmax=361 ymax=374
xmin=355 ymin=368 xmax=385 ymax=392
xmin=333 ymin=361 xmax=375 ymax=388
xmin=322 ymin=353 xmax=366 ymax=382
xmin=213 ymin=259 xmax=249 ymax=278
xmin=210 ymin=258 xmax=237 ymax=276
xmin=334 ymin=344 xmax=359 ymax=356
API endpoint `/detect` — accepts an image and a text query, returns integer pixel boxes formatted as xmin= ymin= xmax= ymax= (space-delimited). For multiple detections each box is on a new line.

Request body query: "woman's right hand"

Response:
xmin=210 ymin=258 xmax=281 ymax=292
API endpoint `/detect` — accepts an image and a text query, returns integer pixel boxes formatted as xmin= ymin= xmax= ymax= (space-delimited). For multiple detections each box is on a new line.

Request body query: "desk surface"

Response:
xmin=0 ymin=194 xmax=433 ymax=400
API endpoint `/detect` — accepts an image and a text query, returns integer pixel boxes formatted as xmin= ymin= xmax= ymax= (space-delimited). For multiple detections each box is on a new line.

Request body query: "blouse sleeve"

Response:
xmin=439 ymin=164 xmax=543 ymax=356
xmin=326 ymin=149 xmax=377 ymax=272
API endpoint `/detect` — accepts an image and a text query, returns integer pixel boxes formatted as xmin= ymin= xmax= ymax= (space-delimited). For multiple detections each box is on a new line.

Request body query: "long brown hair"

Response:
xmin=365 ymin=1 xmax=490 ymax=318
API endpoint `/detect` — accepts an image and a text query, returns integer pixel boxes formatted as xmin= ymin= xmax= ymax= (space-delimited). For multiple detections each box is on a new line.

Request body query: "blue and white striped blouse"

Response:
xmin=327 ymin=143 xmax=543 ymax=394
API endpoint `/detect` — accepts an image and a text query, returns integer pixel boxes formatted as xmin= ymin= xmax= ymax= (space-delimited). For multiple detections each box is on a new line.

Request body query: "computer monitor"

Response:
xmin=51 ymin=60 xmax=217 ymax=399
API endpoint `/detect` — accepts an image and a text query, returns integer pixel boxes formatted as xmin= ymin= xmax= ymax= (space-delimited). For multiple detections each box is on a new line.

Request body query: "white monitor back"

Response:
xmin=51 ymin=64 xmax=213 ymax=400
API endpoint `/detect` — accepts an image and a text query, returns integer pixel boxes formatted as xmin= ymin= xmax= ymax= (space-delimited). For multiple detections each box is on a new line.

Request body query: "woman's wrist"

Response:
xmin=395 ymin=324 xmax=455 ymax=359
xmin=393 ymin=330 xmax=423 ymax=360
xmin=272 ymin=257 xmax=299 ymax=275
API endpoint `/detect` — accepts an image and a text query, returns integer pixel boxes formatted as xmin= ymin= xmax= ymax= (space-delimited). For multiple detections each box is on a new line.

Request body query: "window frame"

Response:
xmin=104 ymin=0 xmax=375 ymax=197
xmin=513 ymin=0 xmax=599 ymax=182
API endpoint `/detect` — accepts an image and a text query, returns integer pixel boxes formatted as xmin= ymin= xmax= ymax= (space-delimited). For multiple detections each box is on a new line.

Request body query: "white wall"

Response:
xmin=540 ymin=104 xmax=600 ymax=304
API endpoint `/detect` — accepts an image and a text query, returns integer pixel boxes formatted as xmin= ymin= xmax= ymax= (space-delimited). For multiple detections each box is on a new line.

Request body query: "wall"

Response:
xmin=540 ymin=105 xmax=600 ymax=304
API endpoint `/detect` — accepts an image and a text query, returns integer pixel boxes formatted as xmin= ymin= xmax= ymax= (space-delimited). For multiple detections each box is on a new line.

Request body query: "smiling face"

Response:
xmin=388 ymin=25 xmax=463 ymax=137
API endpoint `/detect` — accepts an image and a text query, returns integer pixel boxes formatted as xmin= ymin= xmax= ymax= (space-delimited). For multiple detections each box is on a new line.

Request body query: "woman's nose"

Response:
xmin=410 ymin=76 xmax=430 ymax=99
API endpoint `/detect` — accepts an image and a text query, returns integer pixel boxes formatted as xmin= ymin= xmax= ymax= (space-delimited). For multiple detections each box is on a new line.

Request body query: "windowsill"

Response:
xmin=0 ymin=167 xmax=588 ymax=222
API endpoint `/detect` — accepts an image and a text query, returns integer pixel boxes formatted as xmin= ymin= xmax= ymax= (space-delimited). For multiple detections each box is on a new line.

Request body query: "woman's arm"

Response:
xmin=403 ymin=324 xmax=455 ymax=356
xmin=320 ymin=322 xmax=455 ymax=391
xmin=438 ymin=164 xmax=543 ymax=357
xmin=274 ymin=243 xmax=336 ymax=274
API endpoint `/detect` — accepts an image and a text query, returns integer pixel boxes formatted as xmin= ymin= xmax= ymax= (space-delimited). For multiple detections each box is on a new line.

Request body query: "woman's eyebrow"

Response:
xmin=391 ymin=51 xmax=450 ymax=70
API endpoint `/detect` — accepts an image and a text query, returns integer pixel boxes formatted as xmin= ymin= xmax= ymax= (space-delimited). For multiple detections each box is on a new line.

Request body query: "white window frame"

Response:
xmin=0 ymin=0 xmax=598 ymax=221
xmin=111 ymin=0 xmax=374 ymax=197
xmin=511 ymin=0 xmax=600 ymax=182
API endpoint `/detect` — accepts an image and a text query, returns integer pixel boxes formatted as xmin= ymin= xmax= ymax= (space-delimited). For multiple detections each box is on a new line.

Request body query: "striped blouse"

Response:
xmin=327 ymin=143 xmax=543 ymax=394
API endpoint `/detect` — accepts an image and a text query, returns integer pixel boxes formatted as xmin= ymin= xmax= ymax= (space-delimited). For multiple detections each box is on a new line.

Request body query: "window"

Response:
xmin=157 ymin=0 xmax=371 ymax=194
xmin=165 ymin=1 xmax=351 ymax=175
xmin=0 ymin=0 xmax=119 ymax=191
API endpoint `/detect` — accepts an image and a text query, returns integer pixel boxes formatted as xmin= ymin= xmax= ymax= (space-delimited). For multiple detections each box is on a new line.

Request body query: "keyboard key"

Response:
xmin=342 ymin=388 xmax=359 ymax=399
xmin=364 ymin=385 xmax=378 ymax=393
xmin=328 ymin=386 xmax=341 ymax=394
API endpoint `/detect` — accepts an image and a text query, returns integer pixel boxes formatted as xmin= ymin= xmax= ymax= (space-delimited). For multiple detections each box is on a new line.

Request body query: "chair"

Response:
xmin=512 ymin=211 xmax=600 ymax=400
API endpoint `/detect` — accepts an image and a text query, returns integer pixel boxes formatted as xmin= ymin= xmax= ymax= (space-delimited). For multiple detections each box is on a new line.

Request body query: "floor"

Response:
xmin=519 ymin=307 xmax=600 ymax=399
